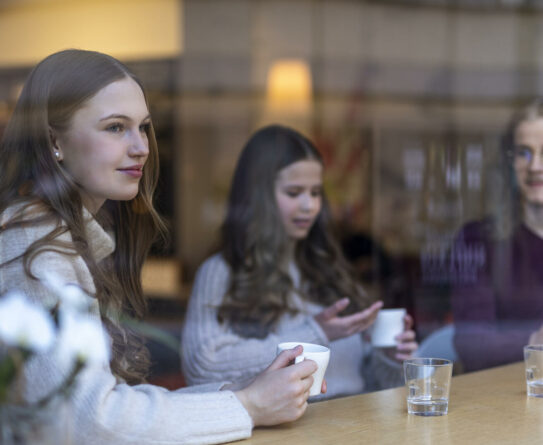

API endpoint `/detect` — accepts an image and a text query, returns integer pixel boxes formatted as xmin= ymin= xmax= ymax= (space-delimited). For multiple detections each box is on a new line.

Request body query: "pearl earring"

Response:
xmin=55 ymin=151 xmax=60 ymax=159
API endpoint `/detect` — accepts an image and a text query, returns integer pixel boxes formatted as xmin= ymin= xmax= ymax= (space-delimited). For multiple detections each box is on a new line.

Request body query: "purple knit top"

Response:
xmin=451 ymin=220 xmax=543 ymax=372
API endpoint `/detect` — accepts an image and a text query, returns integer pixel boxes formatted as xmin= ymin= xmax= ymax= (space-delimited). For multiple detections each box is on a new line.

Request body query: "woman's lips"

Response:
xmin=118 ymin=168 xmax=143 ymax=178
xmin=526 ymin=177 xmax=543 ymax=187
xmin=292 ymin=218 xmax=313 ymax=228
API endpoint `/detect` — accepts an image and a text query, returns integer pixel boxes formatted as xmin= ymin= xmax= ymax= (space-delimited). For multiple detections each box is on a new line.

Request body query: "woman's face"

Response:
xmin=53 ymin=77 xmax=151 ymax=214
xmin=513 ymin=117 xmax=543 ymax=206
xmin=274 ymin=159 xmax=323 ymax=240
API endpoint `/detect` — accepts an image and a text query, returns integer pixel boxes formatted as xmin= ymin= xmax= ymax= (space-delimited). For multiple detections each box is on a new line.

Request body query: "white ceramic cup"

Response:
xmin=371 ymin=308 xmax=406 ymax=347
xmin=276 ymin=342 xmax=330 ymax=396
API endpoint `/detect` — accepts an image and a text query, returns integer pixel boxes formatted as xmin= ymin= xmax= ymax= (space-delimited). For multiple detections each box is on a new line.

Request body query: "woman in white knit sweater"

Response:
xmin=0 ymin=50 xmax=321 ymax=445
xmin=182 ymin=125 xmax=418 ymax=399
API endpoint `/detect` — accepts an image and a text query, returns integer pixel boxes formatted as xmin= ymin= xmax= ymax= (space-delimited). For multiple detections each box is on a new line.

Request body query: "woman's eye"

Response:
xmin=140 ymin=123 xmax=150 ymax=133
xmin=106 ymin=123 xmax=124 ymax=133
xmin=515 ymin=147 xmax=533 ymax=160
xmin=312 ymin=189 xmax=322 ymax=197
xmin=286 ymin=190 xmax=300 ymax=197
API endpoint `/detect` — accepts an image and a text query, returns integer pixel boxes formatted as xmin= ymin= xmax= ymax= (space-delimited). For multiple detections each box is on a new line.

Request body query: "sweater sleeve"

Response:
xmin=0 ymin=220 xmax=252 ymax=445
xmin=181 ymin=255 xmax=329 ymax=386
xmin=25 ymin=357 xmax=252 ymax=445
xmin=364 ymin=347 xmax=404 ymax=391
xmin=349 ymin=334 xmax=403 ymax=393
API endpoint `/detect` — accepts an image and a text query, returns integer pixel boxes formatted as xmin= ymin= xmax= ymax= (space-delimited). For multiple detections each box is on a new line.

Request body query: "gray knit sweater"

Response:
xmin=181 ymin=254 xmax=403 ymax=399
xmin=0 ymin=206 xmax=252 ymax=445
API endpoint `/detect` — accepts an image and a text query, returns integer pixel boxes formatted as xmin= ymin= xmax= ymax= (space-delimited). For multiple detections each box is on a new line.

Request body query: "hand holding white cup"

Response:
xmin=277 ymin=342 xmax=330 ymax=396
xmin=371 ymin=308 xmax=407 ymax=347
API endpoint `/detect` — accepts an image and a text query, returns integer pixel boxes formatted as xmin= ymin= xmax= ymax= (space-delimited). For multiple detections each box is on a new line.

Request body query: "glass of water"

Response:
xmin=403 ymin=358 xmax=453 ymax=416
xmin=524 ymin=345 xmax=543 ymax=397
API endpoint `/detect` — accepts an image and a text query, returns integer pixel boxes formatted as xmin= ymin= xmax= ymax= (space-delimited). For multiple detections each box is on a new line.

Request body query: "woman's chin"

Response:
xmin=111 ymin=189 xmax=140 ymax=202
xmin=524 ymin=193 xmax=543 ymax=207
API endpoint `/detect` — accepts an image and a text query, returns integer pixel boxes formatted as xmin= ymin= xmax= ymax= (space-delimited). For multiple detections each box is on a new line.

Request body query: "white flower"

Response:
xmin=55 ymin=311 xmax=110 ymax=367
xmin=40 ymin=271 xmax=90 ymax=312
xmin=40 ymin=272 xmax=110 ymax=367
xmin=0 ymin=291 xmax=55 ymax=352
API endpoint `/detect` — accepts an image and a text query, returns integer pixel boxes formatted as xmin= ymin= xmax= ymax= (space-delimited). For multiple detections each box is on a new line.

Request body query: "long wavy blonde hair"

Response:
xmin=0 ymin=49 xmax=166 ymax=383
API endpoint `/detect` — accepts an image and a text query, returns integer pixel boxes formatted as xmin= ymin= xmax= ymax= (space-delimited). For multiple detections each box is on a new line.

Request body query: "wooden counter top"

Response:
xmin=244 ymin=362 xmax=542 ymax=444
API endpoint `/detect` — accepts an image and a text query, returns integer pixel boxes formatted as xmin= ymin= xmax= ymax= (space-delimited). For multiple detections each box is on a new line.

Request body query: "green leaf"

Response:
xmin=0 ymin=355 xmax=17 ymax=402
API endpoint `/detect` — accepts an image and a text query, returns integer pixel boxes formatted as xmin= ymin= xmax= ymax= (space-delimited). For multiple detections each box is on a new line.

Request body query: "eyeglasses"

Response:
xmin=510 ymin=146 xmax=543 ymax=167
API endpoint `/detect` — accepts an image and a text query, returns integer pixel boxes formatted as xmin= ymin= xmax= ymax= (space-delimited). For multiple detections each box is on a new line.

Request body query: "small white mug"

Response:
xmin=277 ymin=342 xmax=330 ymax=396
xmin=371 ymin=308 xmax=406 ymax=348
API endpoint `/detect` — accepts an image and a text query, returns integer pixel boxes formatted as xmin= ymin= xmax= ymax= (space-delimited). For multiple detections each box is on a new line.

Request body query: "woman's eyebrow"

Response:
xmin=99 ymin=113 xmax=151 ymax=122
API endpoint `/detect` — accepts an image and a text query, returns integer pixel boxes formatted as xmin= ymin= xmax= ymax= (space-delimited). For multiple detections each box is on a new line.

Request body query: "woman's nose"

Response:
xmin=300 ymin=194 xmax=318 ymax=211
xmin=528 ymin=150 xmax=543 ymax=170
xmin=129 ymin=131 xmax=149 ymax=158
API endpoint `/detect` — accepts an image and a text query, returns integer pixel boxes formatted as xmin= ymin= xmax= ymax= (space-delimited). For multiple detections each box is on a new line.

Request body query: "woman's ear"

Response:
xmin=48 ymin=126 xmax=63 ymax=161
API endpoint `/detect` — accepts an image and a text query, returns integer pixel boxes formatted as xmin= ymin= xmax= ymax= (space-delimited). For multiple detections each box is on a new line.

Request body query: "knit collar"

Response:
xmin=83 ymin=208 xmax=115 ymax=262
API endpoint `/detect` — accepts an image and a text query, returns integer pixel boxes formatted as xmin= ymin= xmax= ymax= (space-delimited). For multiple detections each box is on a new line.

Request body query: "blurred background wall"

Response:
xmin=1 ymin=0 xmax=542 ymax=337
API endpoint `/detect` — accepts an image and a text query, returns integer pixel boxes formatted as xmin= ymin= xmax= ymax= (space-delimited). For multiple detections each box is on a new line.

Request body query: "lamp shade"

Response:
xmin=266 ymin=59 xmax=312 ymax=114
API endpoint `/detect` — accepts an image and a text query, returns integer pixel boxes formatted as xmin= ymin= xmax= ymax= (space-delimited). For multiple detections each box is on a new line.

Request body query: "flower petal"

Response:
xmin=0 ymin=291 xmax=55 ymax=352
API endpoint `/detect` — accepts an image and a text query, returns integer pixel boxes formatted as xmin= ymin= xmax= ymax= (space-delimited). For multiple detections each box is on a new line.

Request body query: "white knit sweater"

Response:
xmin=0 ymin=206 xmax=252 ymax=445
xmin=181 ymin=254 xmax=403 ymax=399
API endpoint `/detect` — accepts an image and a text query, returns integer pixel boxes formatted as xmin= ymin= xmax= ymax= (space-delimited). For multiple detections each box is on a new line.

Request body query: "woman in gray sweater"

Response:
xmin=0 ymin=50 xmax=319 ymax=445
xmin=182 ymin=125 xmax=418 ymax=399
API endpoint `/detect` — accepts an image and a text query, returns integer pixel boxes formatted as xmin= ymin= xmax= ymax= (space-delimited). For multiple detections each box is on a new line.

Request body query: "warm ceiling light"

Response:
xmin=266 ymin=59 xmax=312 ymax=114
xmin=0 ymin=0 xmax=182 ymax=67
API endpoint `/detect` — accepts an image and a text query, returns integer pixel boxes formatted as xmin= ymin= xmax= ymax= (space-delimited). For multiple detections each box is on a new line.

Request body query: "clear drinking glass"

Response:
xmin=403 ymin=358 xmax=453 ymax=416
xmin=524 ymin=345 xmax=543 ymax=397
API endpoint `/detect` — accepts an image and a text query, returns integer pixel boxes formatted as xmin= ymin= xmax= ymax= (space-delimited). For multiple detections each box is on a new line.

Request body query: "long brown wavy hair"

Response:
xmin=0 ymin=49 xmax=166 ymax=383
xmin=217 ymin=125 xmax=372 ymax=338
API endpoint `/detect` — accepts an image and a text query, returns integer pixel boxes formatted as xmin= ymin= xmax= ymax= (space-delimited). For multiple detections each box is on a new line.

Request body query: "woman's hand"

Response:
xmin=392 ymin=313 xmax=418 ymax=361
xmin=314 ymin=299 xmax=383 ymax=342
xmin=234 ymin=345 xmax=324 ymax=427
xmin=529 ymin=325 xmax=543 ymax=345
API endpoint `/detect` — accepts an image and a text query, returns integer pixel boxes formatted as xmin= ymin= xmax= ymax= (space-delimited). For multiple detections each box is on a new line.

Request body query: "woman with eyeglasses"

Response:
xmin=451 ymin=98 xmax=543 ymax=372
